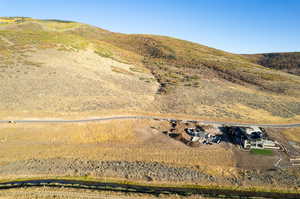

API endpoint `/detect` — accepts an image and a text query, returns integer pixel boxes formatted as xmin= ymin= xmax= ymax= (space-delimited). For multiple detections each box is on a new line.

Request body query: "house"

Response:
xmin=239 ymin=127 xmax=279 ymax=150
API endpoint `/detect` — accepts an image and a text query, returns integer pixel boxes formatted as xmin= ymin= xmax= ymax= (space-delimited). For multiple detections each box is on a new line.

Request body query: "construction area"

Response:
xmin=162 ymin=120 xmax=223 ymax=147
xmin=159 ymin=120 xmax=300 ymax=169
xmin=161 ymin=120 xmax=282 ymax=150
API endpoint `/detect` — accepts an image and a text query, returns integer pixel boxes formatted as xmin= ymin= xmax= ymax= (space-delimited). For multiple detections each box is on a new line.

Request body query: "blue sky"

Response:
xmin=0 ymin=0 xmax=299 ymax=53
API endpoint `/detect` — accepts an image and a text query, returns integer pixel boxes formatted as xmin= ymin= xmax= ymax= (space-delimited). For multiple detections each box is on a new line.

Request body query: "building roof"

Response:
xmin=245 ymin=126 xmax=262 ymax=135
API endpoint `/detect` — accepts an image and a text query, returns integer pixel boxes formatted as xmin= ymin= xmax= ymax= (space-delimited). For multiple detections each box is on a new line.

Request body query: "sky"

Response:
xmin=0 ymin=0 xmax=299 ymax=54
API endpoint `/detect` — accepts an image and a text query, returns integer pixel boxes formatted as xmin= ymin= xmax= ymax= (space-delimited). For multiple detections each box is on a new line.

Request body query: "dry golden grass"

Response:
xmin=111 ymin=66 xmax=134 ymax=76
xmin=70 ymin=120 xmax=135 ymax=143
xmin=282 ymin=127 xmax=300 ymax=143
xmin=227 ymin=104 xmax=288 ymax=122
xmin=0 ymin=187 xmax=212 ymax=199
xmin=36 ymin=20 xmax=81 ymax=31
xmin=1 ymin=18 xmax=300 ymax=124
xmin=0 ymin=48 xmax=158 ymax=117
xmin=0 ymin=120 xmax=235 ymax=169
xmin=0 ymin=120 xmax=135 ymax=145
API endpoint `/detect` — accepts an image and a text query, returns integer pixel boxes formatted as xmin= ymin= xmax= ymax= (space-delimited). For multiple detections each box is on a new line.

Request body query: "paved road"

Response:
xmin=0 ymin=179 xmax=299 ymax=198
xmin=0 ymin=115 xmax=300 ymax=128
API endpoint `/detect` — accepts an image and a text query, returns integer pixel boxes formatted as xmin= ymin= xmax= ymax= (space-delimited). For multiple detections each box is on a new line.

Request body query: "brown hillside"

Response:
xmin=0 ymin=17 xmax=300 ymax=122
xmin=244 ymin=52 xmax=300 ymax=75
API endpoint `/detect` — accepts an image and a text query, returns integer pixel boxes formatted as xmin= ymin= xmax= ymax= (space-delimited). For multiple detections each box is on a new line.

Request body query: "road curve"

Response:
xmin=0 ymin=179 xmax=299 ymax=199
xmin=0 ymin=115 xmax=300 ymax=128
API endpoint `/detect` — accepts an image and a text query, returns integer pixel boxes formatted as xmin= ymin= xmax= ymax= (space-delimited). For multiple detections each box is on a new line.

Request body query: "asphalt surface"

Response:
xmin=0 ymin=115 xmax=300 ymax=128
xmin=0 ymin=179 xmax=299 ymax=199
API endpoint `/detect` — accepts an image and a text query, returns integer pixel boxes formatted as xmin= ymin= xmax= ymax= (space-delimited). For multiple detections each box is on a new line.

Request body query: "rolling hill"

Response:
xmin=0 ymin=17 xmax=300 ymax=122
xmin=244 ymin=52 xmax=300 ymax=75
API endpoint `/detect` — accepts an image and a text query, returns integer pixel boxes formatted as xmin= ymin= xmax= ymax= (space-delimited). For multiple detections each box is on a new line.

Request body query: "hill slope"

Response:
xmin=0 ymin=17 xmax=300 ymax=122
xmin=244 ymin=52 xmax=300 ymax=75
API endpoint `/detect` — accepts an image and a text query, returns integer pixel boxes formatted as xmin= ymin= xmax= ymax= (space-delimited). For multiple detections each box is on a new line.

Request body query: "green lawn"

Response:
xmin=250 ymin=149 xmax=273 ymax=156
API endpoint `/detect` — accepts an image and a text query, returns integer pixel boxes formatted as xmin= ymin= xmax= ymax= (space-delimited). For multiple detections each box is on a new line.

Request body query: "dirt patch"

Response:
xmin=0 ymin=48 xmax=159 ymax=113
xmin=233 ymin=148 xmax=278 ymax=170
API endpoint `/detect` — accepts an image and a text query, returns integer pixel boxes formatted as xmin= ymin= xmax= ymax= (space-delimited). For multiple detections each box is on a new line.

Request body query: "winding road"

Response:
xmin=0 ymin=115 xmax=300 ymax=128
xmin=0 ymin=179 xmax=299 ymax=199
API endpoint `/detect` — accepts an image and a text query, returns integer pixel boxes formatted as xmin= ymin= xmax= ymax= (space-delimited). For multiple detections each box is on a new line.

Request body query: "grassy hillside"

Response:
xmin=0 ymin=17 xmax=300 ymax=122
xmin=244 ymin=52 xmax=300 ymax=75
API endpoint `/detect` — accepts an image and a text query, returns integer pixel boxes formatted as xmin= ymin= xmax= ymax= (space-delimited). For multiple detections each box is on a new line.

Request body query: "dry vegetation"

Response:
xmin=1 ymin=16 xmax=300 ymax=197
xmin=244 ymin=52 xmax=300 ymax=75
xmin=0 ymin=17 xmax=300 ymax=123
xmin=0 ymin=120 xmax=235 ymax=168
xmin=282 ymin=127 xmax=300 ymax=143
xmin=0 ymin=187 xmax=212 ymax=199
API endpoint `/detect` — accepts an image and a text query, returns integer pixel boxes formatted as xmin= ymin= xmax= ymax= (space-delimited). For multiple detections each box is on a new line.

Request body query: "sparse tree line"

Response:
xmin=257 ymin=53 xmax=300 ymax=75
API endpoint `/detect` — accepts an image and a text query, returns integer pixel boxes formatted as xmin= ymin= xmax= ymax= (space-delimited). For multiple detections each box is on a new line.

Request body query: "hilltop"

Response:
xmin=0 ymin=17 xmax=300 ymax=122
